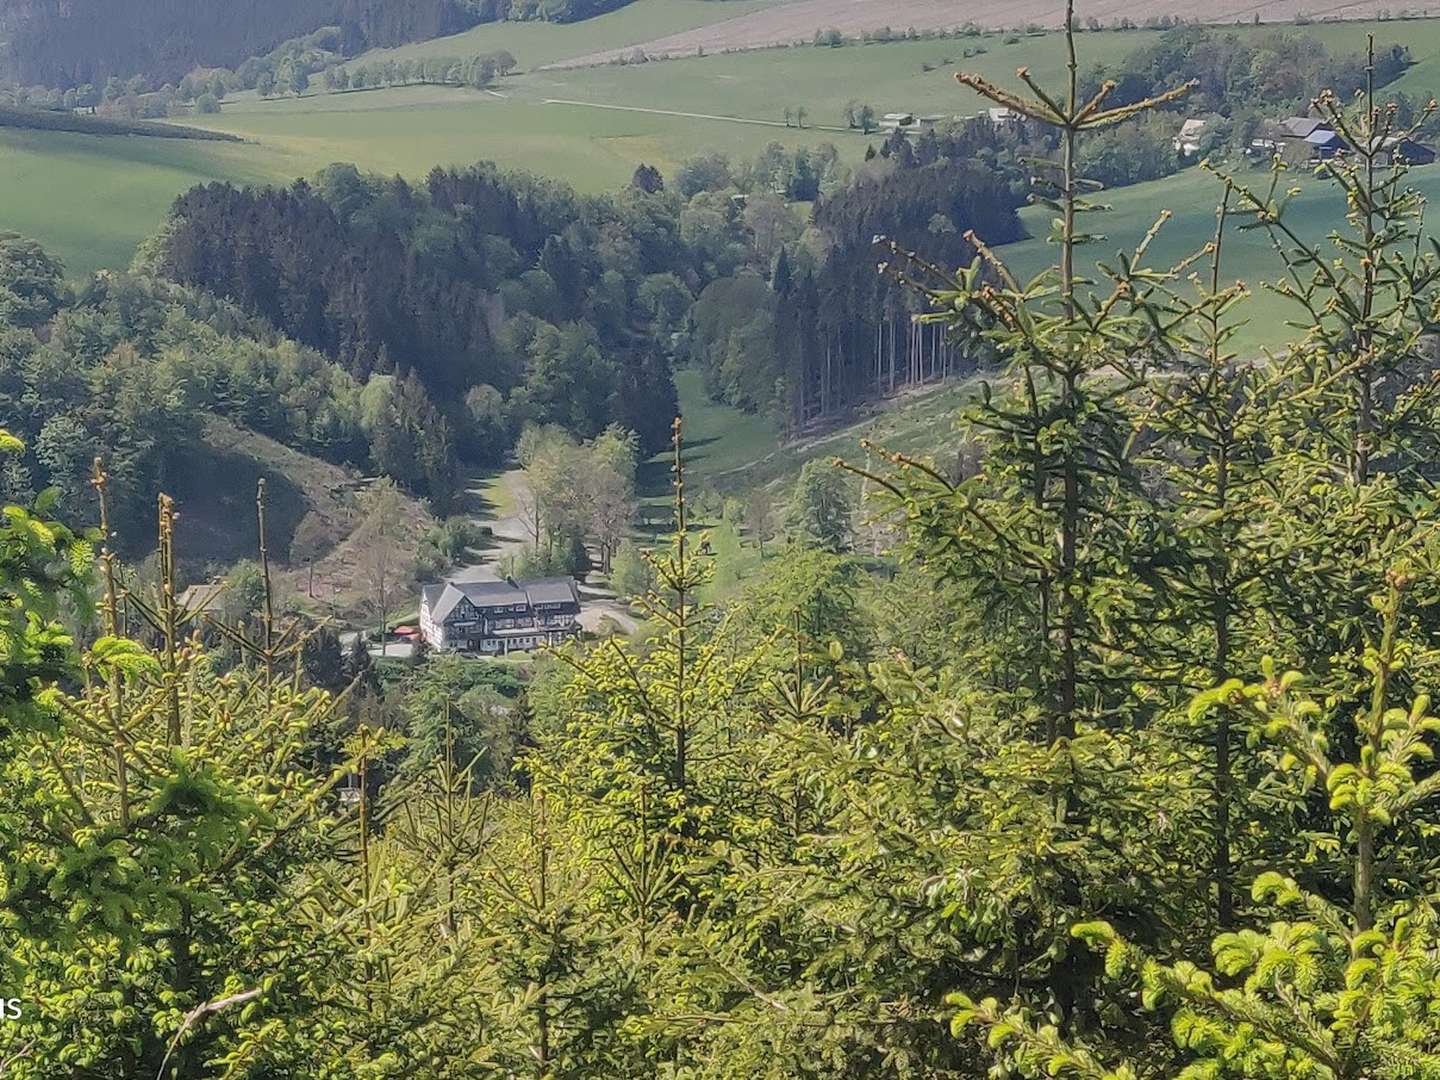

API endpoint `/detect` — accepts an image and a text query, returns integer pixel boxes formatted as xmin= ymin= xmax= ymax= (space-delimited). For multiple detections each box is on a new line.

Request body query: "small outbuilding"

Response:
xmin=1372 ymin=135 xmax=1437 ymax=166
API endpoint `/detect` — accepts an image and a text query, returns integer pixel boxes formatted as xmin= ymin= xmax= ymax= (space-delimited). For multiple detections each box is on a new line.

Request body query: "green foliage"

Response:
xmin=0 ymin=105 xmax=239 ymax=140
xmin=608 ymin=538 xmax=655 ymax=599
xmin=398 ymin=654 xmax=524 ymax=788
xmin=0 ymin=432 xmax=89 ymax=726
xmin=13 ymin=12 xmax=1440 ymax=1078
xmin=1082 ymin=25 xmax=1412 ymax=117
xmin=911 ymin=8 xmax=1440 ymax=1078
xmin=163 ymin=163 xmax=682 ymax=457
xmin=417 ymin=516 xmax=487 ymax=577
xmin=516 ymin=421 xmax=639 ymax=574
xmin=784 ymin=459 xmax=854 ymax=553
xmin=0 ymin=232 xmax=65 ymax=329
xmin=957 ymin=585 xmax=1440 ymax=1079
xmin=363 ymin=371 xmax=461 ymax=511
xmin=687 ymin=272 xmax=780 ymax=413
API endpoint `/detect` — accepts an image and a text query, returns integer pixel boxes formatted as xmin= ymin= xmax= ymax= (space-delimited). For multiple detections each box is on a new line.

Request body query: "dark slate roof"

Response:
xmin=463 ymin=580 xmax=528 ymax=604
xmin=526 ymin=578 xmax=580 ymax=605
xmin=1283 ymin=116 xmax=1328 ymax=138
xmin=425 ymin=584 xmax=467 ymax=625
xmin=424 ymin=577 xmax=579 ymax=624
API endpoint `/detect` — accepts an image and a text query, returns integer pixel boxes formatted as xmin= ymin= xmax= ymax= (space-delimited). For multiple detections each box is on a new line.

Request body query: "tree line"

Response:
xmin=0 ymin=139 xmax=882 ymax=548
xmin=0 ymin=0 xmax=639 ymax=91
xmin=684 ymin=122 xmax=1026 ymax=431
xmin=0 ymin=0 xmax=472 ymax=89
xmin=158 ymin=162 xmax=688 ymax=496
xmin=319 ymin=50 xmax=517 ymax=95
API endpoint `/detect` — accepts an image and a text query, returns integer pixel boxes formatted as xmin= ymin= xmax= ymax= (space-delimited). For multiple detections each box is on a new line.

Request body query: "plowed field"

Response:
xmin=546 ymin=0 xmax=1429 ymax=68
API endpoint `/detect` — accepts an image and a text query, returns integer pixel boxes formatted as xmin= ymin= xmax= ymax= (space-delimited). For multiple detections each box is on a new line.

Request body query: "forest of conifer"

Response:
xmin=9 ymin=3 xmax=1440 ymax=1077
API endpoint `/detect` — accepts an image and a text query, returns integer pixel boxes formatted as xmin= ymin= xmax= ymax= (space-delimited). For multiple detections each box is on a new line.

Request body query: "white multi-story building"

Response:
xmin=419 ymin=577 xmax=582 ymax=655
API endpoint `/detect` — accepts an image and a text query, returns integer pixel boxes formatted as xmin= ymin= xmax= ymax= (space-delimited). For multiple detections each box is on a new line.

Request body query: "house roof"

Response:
xmin=1368 ymin=135 xmax=1436 ymax=161
xmin=424 ymin=577 xmax=580 ymax=624
xmin=426 ymin=580 xmax=516 ymax=624
xmin=1306 ymin=128 xmax=1342 ymax=146
xmin=1371 ymin=134 xmax=1430 ymax=150
xmin=1283 ymin=116 xmax=1328 ymax=138
xmin=1179 ymin=118 xmax=1207 ymax=137
xmin=527 ymin=578 xmax=581 ymax=606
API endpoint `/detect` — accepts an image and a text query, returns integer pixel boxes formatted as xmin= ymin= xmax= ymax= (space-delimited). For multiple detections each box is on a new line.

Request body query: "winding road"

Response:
xmin=453 ymin=469 xmax=641 ymax=637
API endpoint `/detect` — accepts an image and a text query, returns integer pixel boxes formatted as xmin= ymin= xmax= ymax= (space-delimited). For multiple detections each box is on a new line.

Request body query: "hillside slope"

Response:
xmin=0 ymin=0 xmax=663 ymax=87
xmin=0 ymin=0 xmax=471 ymax=87
xmin=177 ymin=416 xmax=434 ymax=617
xmin=552 ymin=0 xmax=1426 ymax=66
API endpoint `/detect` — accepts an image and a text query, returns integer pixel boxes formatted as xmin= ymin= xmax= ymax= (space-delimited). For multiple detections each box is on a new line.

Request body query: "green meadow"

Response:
xmin=359 ymin=0 xmax=779 ymax=70
xmin=0 ymin=127 xmax=287 ymax=276
xmin=656 ymin=366 xmax=982 ymax=501
xmin=525 ymin=29 xmax=1159 ymax=129
xmin=187 ymin=83 xmax=853 ymax=189
xmin=997 ymin=159 xmax=1440 ymax=353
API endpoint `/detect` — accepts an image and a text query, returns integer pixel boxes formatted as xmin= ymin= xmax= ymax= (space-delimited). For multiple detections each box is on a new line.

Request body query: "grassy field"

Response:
xmin=997 ymin=158 xmax=1440 ymax=353
xmin=527 ymin=29 xmax=1156 ymax=129
xmin=188 ymin=83 xmax=854 ymax=190
xmin=358 ymin=0 xmax=779 ymax=70
xmin=10 ymin=11 xmax=1440 ymax=282
xmin=639 ymin=365 xmax=981 ymax=602
xmin=0 ymin=128 xmax=288 ymax=276
xmin=639 ymin=368 xmax=779 ymax=502
xmin=651 ymin=366 xmax=980 ymax=502
xmin=553 ymin=0 xmax=1423 ymax=65
xmin=167 ymin=28 xmax=1165 ymax=216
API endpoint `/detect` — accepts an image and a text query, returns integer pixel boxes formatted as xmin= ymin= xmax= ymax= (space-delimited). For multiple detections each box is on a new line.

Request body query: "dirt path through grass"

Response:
xmin=542 ymin=97 xmax=849 ymax=132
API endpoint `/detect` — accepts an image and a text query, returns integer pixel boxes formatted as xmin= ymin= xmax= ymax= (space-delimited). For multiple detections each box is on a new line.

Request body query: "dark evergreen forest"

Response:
xmin=160 ymin=164 xmax=680 ymax=458
xmin=0 ymin=0 xmax=639 ymax=88
xmin=0 ymin=140 xmax=1027 ymax=540
xmin=158 ymin=140 xmax=1029 ymax=455
xmin=780 ymin=123 xmax=1026 ymax=425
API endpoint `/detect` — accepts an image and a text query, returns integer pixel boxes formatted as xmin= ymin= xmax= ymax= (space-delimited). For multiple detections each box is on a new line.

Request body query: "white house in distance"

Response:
xmin=987 ymin=106 xmax=1021 ymax=131
xmin=1175 ymin=118 xmax=1207 ymax=157
xmin=419 ymin=577 xmax=582 ymax=655
xmin=879 ymin=112 xmax=951 ymax=137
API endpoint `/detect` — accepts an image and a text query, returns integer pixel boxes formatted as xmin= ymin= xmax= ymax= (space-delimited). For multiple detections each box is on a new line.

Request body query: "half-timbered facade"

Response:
xmin=419 ymin=577 xmax=582 ymax=655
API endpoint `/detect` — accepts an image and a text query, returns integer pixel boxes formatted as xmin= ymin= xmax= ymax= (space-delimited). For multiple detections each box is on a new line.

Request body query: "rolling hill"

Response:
xmin=8 ymin=4 xmax=1440 ymax=292
xmin=550 ymin=0 xmax=1439 ymax=67
xmin=0 ymin=0 xmax=472 ymax=87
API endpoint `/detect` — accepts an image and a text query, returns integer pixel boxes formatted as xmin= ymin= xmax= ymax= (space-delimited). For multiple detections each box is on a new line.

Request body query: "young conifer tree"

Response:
xmin=839 ymin=0 xmax=1231 ymax=1036
xmin=859 ymin=0 xmax=1197 ymax=742
xmin=0 ymin=471 xmax=351 ymax=1074
xmin=1127 ymin=186 xmax=1278 ymax=929
xmin=1200 ymin=47 xmax=1440 ymax=673
xmin=946 ymin=24 xmax=1440 ymax=1080
xmin=953 ymin=572 xmax=1440 ymax=1077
